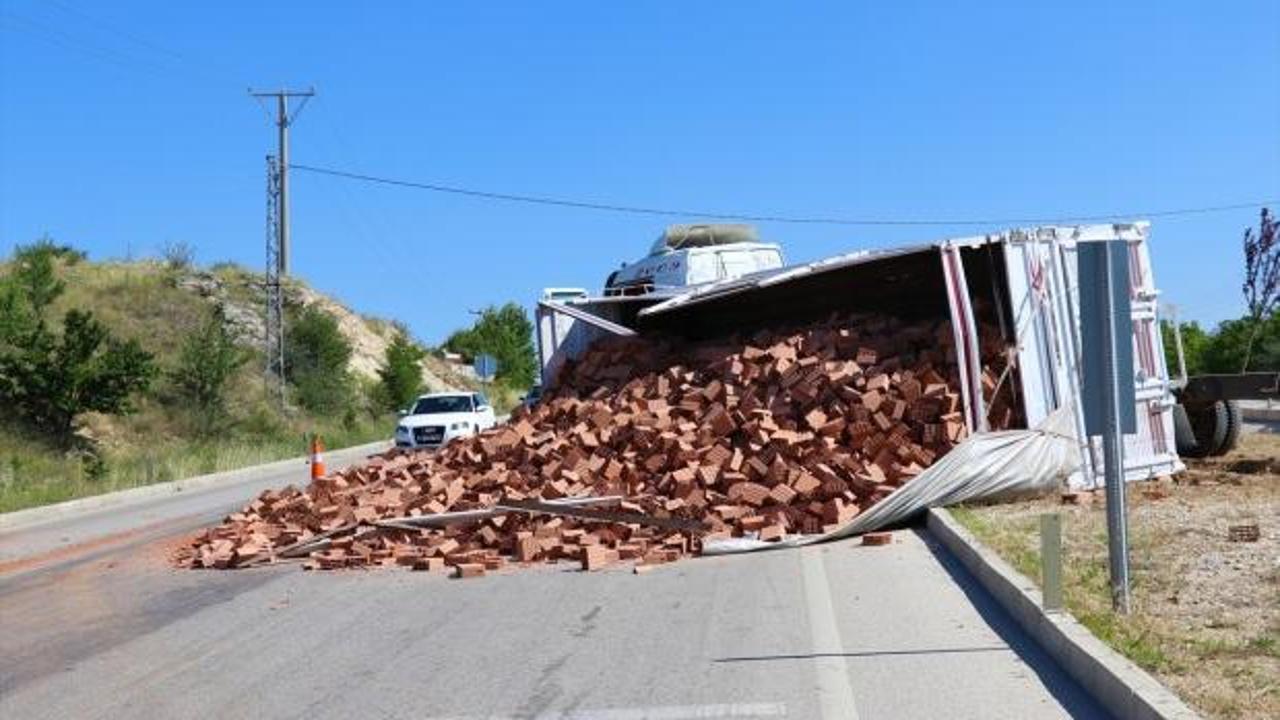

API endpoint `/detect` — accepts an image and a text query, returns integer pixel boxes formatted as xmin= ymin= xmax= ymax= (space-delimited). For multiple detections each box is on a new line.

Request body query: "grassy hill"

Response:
xmin=0 ymin=250 xmax=480 ymax=513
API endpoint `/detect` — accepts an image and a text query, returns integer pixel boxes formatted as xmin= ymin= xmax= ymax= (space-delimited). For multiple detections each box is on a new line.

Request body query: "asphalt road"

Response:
xmin=0 ymin=451 xmax=1111 ymax=719
xmin=0 ymin=442 xmax=385 ymax=571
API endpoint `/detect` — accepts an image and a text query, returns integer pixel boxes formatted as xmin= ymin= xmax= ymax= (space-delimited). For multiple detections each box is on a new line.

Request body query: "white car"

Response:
xmin=394 ymin=392 xmax=497 ymax=449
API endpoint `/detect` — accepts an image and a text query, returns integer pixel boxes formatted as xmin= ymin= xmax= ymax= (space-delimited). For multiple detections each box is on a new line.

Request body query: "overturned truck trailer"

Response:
xmin=537 ymin=223 xmax=1183 ymax=492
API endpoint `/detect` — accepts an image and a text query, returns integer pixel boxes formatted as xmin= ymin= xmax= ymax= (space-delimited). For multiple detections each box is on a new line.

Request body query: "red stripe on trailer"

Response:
xmin=1149 ymin=403 xmax=1167 ymax=454
xmin=1136 ymin=319 xmax=1152 ymax=376
xmin=941 ymin=246 xmax=984 ymax=431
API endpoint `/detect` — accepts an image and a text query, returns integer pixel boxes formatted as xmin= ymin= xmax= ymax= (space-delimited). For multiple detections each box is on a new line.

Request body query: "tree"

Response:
xmin=285 ymin=305 xmax=353 ymax=414
xmin=1201 ymin=314 xmax=1280 ymax=373
xmin=0 ymin=310 xmax=155 ymax=438
xmin=1160 ymin=319 xmax=1211 ymax=377
xmin=1241 ymin=207 xmax=1279 ymax=371
xmin=443 ymin=302 xmax=536 ymax=388
xmin=9 ymin=239 xmax=66 ymax=318
xmin=377 ymin=327 xmax=425 ymax=411
xmin=172 ymin=305 xmax=249 ymax=429
xmin=0 ymin=240 xmax=155 ymax=439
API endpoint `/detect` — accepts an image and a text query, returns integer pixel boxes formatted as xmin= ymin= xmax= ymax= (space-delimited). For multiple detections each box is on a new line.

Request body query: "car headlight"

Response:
xmin=396 ymin=425 xmax=409 ymax=435
xmin=449 ymin=422 xmax=471 ymax=431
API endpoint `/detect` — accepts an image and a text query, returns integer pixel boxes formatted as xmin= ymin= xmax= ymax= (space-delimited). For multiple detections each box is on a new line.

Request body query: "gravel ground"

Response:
xmin=952 ymin=431 xmax=1278 ymax=720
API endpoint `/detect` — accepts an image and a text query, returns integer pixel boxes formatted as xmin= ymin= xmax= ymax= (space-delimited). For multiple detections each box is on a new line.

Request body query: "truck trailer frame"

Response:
xmin=537 ymin=223 xmax=1185 ymax=489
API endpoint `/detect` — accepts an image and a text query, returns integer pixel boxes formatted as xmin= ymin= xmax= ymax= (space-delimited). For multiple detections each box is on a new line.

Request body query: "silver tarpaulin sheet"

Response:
xmin=702 ymin=407 xmax=1078 ymax=554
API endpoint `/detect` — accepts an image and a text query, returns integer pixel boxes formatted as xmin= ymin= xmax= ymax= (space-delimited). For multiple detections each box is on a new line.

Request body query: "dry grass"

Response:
xmin=0 ymin=258 xmax=399 ymax=514
xmin=952 ymin=431 xmax=1279 ymax=720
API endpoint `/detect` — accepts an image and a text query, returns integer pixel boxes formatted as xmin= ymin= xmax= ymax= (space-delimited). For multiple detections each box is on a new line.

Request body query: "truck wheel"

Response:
xmin=1173 ymin=404 xmax=1207 ymax=457
xmin=1213 ymin=400 xmax=1243 ymax=456
xmin=1173 ymin=402 xmax=1228 ymax=459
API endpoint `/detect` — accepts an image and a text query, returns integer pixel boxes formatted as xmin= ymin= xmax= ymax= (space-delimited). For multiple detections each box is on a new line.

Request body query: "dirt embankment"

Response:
xmin=177 ymin=269 xmax=471 ymax=392
xmin=957 ymin=430 xmax=1279 ymax=720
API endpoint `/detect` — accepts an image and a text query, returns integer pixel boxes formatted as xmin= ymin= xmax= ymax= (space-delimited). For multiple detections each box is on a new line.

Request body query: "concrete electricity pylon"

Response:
xmin=250 ymin=87 xmax=314 ymax=408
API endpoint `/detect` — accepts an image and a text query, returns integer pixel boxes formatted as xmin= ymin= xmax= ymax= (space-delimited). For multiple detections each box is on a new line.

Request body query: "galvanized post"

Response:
xmin=1097 ymin=244 xmax=1132 ymax=613
xmin=277 ymin=93 xmax=291 ymax=276
xmin=1040 ymin=513 xmax=1063 ymax=612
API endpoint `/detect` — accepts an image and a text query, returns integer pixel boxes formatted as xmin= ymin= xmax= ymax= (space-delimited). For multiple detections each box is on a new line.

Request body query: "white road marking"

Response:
xmin=427 ymin=703 xmax=788 ymax=719
xmin=800 ymin=547 xmax=861 ymax=720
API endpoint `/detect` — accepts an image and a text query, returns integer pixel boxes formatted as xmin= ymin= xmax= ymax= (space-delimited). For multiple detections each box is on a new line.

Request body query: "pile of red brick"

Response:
xmin=179 ymin=312 xmax=1018 ymax=575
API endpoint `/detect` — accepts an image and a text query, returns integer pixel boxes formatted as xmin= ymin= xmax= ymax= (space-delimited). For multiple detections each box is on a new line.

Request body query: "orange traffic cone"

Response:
xmin=310 ymin=434 xmax=326 ymax=480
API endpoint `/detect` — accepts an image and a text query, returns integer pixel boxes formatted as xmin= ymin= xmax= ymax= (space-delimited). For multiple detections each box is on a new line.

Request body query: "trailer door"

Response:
xmin=999 ymin=225 xmax=1182 ymax=486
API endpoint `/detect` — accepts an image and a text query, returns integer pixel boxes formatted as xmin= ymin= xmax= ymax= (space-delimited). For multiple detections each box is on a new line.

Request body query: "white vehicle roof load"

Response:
xmin=648 ymin=223 xmax=760 ymax=256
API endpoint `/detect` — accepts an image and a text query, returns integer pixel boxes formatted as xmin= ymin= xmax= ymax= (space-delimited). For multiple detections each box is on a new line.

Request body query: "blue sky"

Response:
xmin=2 ymin=1 xmax=1277 ymax=344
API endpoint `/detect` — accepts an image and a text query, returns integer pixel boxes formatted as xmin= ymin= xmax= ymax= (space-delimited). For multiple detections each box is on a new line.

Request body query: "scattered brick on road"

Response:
xmin=179 ymin=312 xmax=1019 ymax=576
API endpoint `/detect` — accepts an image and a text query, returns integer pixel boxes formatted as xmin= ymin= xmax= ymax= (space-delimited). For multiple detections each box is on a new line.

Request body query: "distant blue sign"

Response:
xmin=474 ymin=353 xmax=498 ymax=382
xmin=1078 ymin=241 xmax=1137 ymax=435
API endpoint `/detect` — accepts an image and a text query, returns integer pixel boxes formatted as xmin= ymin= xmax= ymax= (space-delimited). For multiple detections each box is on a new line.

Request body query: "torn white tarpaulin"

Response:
xmin=702 ymin=406 xmax=1079 ymax=554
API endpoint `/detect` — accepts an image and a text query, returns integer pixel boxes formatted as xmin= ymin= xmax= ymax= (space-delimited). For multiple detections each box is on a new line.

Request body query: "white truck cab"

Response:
xmin=604 ymin=224 xmax=784 ymax=296
xmin=541 ymin=287 xmax=589 ymax=301
xmin=395 ymin=391 xmax=497 ymax=449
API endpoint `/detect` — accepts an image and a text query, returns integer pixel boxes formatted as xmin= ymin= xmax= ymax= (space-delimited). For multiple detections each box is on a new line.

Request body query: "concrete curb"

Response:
xmin=926 ymin=507 xmax=1201 ymax=720
xmin=0 ymin=440 xmax=390 ymax=533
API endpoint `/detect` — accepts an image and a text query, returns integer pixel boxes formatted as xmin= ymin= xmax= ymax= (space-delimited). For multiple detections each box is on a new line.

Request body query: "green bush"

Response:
xmin=1160 ymin=320 xmax=1212 ymax=376
xmin=377 ymin=327 xmax=426 ymax=411
xmin=443 ymin=302 xmax=537 ymax=388
xmin=1162 ymin=313 xmax=1280 ymax=375
xmin=0 ymin=241 xmax=156 ymax=440
xmin=2 ymin=310 xmax=156 ymax=438
xmin=6 ymin=239 xmax=66 ymax=317
xmin=285 ymin=305 xmax=353 ymax=414
xmin=1200 ymin=314 xmax=1280 ymax=372
xmin=171 ymin=304 xmax=250 ymax=430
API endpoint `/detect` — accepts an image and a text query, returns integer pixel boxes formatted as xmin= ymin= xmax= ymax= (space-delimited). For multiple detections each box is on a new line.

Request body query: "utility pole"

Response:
xmin=250 ymin=87 xmax=314 ymax=408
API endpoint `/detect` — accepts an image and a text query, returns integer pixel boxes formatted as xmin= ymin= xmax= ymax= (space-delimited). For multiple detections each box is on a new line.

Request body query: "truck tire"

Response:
xmin=1173 ymin=402 xmax=1228 ymax=459
xmin=1173 ymin=404 xmax=1205 ymax=457
xmin=1213 ymin=400 xmax=1243 ymax=456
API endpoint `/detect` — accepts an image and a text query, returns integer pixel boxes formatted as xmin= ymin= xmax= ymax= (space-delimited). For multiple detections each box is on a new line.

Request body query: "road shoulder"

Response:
xmin=926 ymin=507 xmax=1200 ymax=720
xmin=0 ymin=440 xmax=389 ymax=533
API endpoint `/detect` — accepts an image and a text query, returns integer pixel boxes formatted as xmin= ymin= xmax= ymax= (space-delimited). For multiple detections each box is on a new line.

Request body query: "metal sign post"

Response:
xmin=1078 ymin=240 xmax=1136 ymax=613
xmin=474 ymin=353 xmax=498 ymax=384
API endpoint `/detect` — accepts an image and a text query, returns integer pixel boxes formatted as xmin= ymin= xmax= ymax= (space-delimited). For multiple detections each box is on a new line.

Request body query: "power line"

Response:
xmin=0 ymin=10 xmax=173 ymax=77
xmin=288 ymin=163 xmax=1276 ymax=228
xmin=3 ymin=3 xmax=246 ymax=92
xmin=43 ymin=0 xmax=187 ymax=62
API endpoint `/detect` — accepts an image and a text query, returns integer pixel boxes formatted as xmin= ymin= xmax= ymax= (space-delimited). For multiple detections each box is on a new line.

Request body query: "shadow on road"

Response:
xmin=713 ymin=645 xmax=1012 ymax=662
xmin=914 ymin=525 xmax=1114 ymax=720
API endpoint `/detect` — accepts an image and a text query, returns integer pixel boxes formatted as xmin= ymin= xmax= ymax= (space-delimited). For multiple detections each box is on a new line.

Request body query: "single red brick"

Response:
xmin=768 ymin=483 xmax=798 ymax=505
xmin=792 ymin=472 xmax=822 ymax=497
xmin=581 ymin=545 xmax=619 ymax=571
xmin=727 ymin=481 xmax=772 ymax=507
xmin=1061 ymin=491 xmax=1093 ymax=506
xmin=758 ymin=524 xmax=786 ymax=542
xmin=453 ymin=563 xmax=486 ymax=578
xmin=861 ymin=532 xmax=893 ymax=546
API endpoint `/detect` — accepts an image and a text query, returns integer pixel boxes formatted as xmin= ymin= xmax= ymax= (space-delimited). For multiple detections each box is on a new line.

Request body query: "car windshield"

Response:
xmin=410 ymin=396 xmax=472 ymax=415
